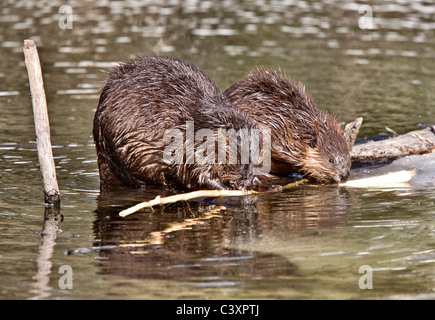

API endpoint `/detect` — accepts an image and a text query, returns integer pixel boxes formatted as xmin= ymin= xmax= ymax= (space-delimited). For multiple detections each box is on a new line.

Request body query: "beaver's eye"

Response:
xmin=329 ymin=158 xmax=334 ymax=164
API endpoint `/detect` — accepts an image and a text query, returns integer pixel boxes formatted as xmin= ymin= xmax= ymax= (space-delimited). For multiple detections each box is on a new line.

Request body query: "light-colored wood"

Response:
xmin=23 ymin=40 xmax=60 ymax=206
xmin=119 ymin=189 xmax=255 ymax=217
xmin=351 ymin=126 xmax=435 ymax=161
xmin=340 ymin=169 xmax=416 ymax=188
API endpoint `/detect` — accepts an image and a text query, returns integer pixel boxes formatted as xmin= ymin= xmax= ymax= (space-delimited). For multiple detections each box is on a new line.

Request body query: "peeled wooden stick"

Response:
xmin=282 ymin=170 xmax=416 ymax=189
xmin=23 ymin=40 xmax=60 ymax=206
xmin=119 ymin=189 xmax=256 ymax=217
xmin=340 ymin=170 xmax=416 ymax=188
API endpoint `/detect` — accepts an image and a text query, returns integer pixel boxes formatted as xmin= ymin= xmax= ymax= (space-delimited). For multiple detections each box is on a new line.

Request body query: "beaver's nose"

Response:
xmin=340 ymin=170 xmax=350 ymax=182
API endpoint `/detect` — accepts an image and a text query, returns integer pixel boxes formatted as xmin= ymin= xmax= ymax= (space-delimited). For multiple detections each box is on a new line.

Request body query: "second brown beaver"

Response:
xmin=225 ymin=68 xmax=351 ymax=184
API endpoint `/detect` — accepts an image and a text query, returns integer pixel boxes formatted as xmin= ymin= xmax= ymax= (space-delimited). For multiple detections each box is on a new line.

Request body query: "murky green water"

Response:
xmin=1 ymin=0 xmax=435 ymax=300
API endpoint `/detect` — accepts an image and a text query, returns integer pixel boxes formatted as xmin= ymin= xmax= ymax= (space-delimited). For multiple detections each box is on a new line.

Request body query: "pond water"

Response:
xmin=1 ymin=0 xmax=435 ymax=300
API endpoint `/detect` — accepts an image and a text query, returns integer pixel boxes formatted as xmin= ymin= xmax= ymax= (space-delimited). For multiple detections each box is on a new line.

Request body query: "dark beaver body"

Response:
xmin=93 ymin=56 xmax=259 ymax=191
xmin=225 ymin=69 xmax=351 ymax=184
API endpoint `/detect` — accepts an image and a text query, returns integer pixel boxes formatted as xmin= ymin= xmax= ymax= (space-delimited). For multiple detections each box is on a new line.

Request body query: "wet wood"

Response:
xmin=340 ymin=169 xmax=416 ymax=188
xmin=23 ymin=40 xmax=60 ymax=206
xmin=351 ymin=126 xmax=435 ymax=162
xmin=119 ymin=189 xmax=256 ymax=217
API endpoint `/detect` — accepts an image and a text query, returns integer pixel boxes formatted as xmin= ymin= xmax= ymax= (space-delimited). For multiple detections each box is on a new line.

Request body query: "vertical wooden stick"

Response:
xmin=23 ymin=40 xmax=60 ymax=206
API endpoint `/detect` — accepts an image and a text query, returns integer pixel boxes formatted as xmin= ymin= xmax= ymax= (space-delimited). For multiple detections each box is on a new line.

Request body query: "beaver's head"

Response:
xmin=298 ymin=112 xmax=351 ymax=184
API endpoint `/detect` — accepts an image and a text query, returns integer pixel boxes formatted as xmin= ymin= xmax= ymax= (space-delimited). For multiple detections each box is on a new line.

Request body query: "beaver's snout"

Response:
xmin=340 ymin=170 xmax=350 ymax=182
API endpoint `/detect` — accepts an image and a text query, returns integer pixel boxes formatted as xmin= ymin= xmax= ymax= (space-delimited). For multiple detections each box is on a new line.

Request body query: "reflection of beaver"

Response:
xmin=225 ymin=68 xmax=351 ymax=184
xmin=93 ymin=56 xmax=271 ymax=192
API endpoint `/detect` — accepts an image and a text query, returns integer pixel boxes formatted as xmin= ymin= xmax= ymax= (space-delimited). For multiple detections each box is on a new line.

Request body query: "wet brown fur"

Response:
xmin=225 ymin=68 xmax=351 ymax=184
xmin=93 ymin=56 xmax=261 ymax=192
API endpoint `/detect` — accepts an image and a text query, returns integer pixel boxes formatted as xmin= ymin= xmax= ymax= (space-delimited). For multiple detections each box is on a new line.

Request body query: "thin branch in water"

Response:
xmin=119 ymin=189 xmax=256 ymax=217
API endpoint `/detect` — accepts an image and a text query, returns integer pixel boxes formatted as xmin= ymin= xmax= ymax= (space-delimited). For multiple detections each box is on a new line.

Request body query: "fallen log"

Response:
xmin=350 ymin=126 xmax=435 ymax=162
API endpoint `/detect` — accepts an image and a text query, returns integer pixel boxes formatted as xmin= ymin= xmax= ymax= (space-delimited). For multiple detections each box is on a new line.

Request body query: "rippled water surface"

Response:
xmin=1 ymin=0 xmax=435 ymax=300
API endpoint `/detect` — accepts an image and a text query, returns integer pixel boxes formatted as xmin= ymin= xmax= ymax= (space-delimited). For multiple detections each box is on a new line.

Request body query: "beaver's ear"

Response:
xmin=343 ymin=117 xmax=363 ymax=151
xmin=309 ymin=136 xmax=317 ymax=148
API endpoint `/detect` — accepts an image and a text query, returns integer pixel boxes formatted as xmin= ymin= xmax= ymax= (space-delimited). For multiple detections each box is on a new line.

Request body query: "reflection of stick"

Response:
xmin=143 ymin=206 xmax=225 ymax=245
xmin=119 ymin=189 xmax=255 ymax=217
xmin=340 ymin=170 xmax=416 ymax=188
xmin=29 ymin=207 xmax=60 ymax=300
xmin=23 ymin=40 xmax=60 ymax=206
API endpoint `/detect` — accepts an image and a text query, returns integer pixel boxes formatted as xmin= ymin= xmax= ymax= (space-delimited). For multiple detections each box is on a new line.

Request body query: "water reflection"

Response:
xmin=86 ymin=184 xmax=350 ymax=283
xmin=2 ymin=0 xmax=433 ymax=137
xmin=92 ymin=191 xmax=295 ymax=281
xmin=29 ymin=206 xmax=62 ymax=300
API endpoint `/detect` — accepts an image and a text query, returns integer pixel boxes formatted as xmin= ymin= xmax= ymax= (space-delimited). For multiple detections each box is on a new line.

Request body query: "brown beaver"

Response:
xmin=93 ymin=56 xmax=273 ymax=192
xmin=225 ymin=68 xmax=351 ymax=184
